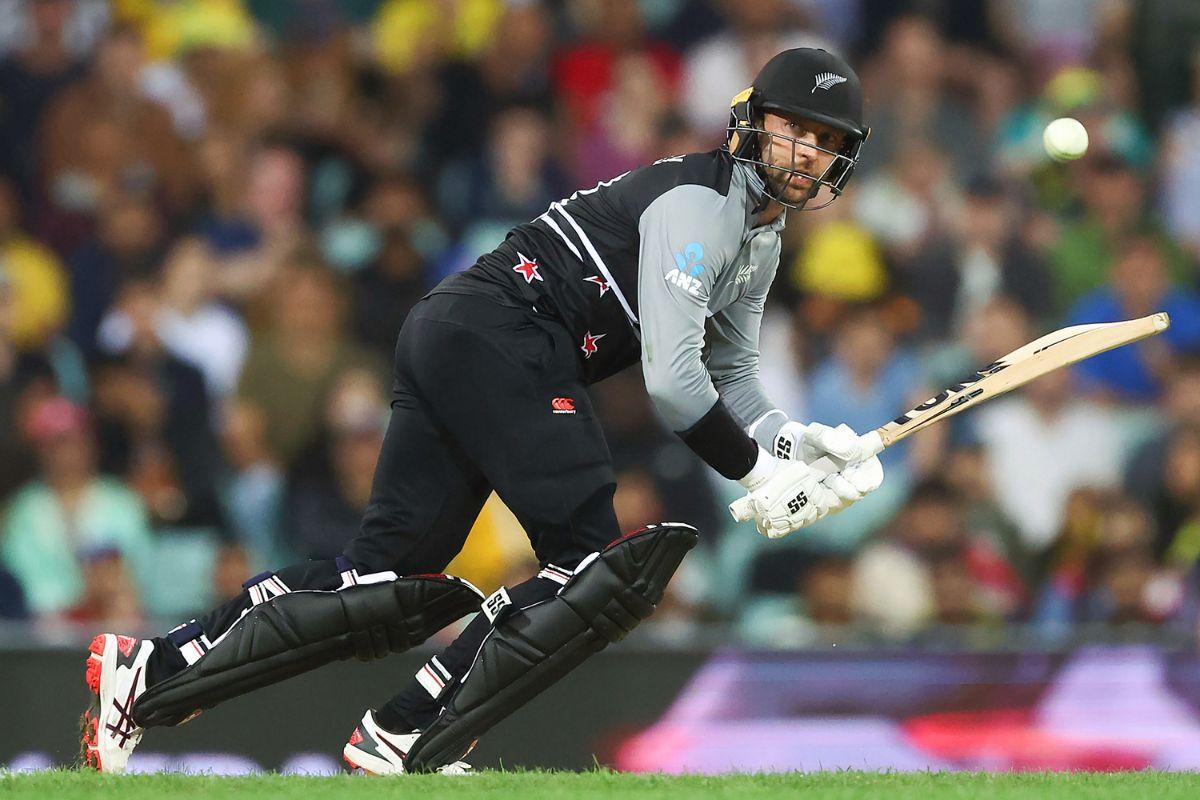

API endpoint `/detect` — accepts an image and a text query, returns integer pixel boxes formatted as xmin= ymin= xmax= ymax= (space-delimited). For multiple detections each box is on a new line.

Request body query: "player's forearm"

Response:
xmin=642 ymin=358 xmax=757 ymax=479
xmin=675 ymin=397 xmax=759 ymax=480
xmin=711 ymin=367 xmax=787 ymax=449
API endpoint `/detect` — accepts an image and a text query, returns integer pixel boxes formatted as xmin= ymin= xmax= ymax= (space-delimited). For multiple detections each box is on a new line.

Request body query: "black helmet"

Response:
xmin=727 ymin=48 xmax=870 ymax=210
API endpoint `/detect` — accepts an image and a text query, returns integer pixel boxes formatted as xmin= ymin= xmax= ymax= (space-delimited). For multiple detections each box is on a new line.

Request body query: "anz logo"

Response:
xmin=665 ymin=267 xmax=704 ymax=296
xmin=673 ymin=242 xmax=706 ymax=277
xmin=666 ymin=241 xmax=707 ymax=297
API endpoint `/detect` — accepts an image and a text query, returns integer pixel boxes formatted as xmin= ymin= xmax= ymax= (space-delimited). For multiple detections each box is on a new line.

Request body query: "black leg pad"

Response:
xmin=132 ymin=575 xmax=483 ymax=728
xmin=404 ymin=522 xmax=699 ymax=772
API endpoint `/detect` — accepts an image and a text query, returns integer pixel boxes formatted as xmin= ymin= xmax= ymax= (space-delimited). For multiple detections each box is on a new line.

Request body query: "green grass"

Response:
xmin=4 ymin=769 xmax=1200 ymax=799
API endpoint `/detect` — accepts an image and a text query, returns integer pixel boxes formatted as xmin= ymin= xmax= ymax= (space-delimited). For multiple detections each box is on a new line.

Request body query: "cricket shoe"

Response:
xmin=81 ymin=633 xmax=155 ymax=772
xmin=343 ymin=710 xmax=473 ymax=775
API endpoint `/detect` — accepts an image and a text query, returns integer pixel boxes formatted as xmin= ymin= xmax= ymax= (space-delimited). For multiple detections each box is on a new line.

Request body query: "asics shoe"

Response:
xmin=81 ymin=633 xmax=154 ymax=772
xmin=343 ymin=710 xmax=472 ymax=775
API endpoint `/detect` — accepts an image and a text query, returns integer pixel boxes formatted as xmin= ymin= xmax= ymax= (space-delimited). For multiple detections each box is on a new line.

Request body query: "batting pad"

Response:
xmin=404 ymin=522 xmax=699 ymax=772
xmin=132 ymin=575 xmax=484 ymax=728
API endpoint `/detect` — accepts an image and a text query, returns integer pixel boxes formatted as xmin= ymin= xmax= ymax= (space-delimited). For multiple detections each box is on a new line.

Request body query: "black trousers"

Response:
xmin=347 ymin=291 xmax=619 ymax=572
xmin=150 ymin=293 xmax=621 ymax=717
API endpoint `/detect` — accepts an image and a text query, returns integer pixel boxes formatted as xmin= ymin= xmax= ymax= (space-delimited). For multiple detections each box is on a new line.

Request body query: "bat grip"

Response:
xmin=729 ymin=495 xmax=754 ymax=522
xmin=809 ymin=430 xmax=886 ymax=476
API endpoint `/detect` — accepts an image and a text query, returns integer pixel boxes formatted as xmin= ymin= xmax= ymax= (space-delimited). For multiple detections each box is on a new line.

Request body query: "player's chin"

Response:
xmin=778 ymin=182 xmax=813 ymax=205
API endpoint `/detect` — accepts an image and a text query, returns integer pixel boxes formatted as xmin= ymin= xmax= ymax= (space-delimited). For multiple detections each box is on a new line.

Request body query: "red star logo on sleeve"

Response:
xmin=580 ymin=331 xmax=606 ymax=358
xmin=512 ymin=252 xmax=543 ymax=284
xmin=583 ymin=275 xmax=610 ymax=296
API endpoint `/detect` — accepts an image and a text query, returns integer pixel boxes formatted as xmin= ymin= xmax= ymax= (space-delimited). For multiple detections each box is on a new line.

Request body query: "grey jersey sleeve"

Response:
xmin=705 ymin=237 xmax=789 ymax=451
xmin=636 ymin=184 xmax=737 ymax=432
xmin=706 ymin=301 xmax=787 ymax=450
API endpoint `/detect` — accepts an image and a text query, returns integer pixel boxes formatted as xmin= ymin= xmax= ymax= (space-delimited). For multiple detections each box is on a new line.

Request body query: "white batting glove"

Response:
xmin=731 ymin=447 xmax=886 ymax=539
xmin=773 ymin=421 xmax=880 ymax=468
xmin=820 ymin=455 xmax=885 ymax=509
xmin=729 ymin=450 xmax=843 ymax=539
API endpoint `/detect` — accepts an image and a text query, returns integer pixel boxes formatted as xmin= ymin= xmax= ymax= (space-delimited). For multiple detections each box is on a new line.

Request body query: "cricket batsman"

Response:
xmin=81 ymin=48 xmax=883 ymax=774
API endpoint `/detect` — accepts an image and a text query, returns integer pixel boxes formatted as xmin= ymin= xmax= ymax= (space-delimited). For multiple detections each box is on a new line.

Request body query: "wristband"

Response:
xmin=677 ymin=399 xmax=759 ymax=480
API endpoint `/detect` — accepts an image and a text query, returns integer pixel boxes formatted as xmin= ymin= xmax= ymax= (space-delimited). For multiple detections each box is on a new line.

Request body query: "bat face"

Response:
xmin=891 ymin=360 xmax=1008 ymax=428
xmin=879 ymin=313 xmax=1169 ymax=447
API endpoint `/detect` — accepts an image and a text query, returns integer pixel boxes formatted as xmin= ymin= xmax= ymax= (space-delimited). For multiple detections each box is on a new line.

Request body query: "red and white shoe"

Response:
xmin=343 ymin=710 xmax=473 ymax=775
xmin=81 ymin=633 xmax=155 ymax=772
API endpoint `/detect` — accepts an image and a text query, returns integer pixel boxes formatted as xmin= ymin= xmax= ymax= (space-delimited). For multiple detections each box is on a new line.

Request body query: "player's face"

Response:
xmin=758 ymin=112 xmax=847 ymax=205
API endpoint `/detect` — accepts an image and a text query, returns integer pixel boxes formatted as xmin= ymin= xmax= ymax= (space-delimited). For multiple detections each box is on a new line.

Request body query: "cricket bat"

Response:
xmin=732 ymin=312 xmax=1170 ymax=521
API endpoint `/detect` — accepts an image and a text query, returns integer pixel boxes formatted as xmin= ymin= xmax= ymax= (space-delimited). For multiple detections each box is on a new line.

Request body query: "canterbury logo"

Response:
xmin=551 ymin=397 xmax=576 ymax=414
xmin=812 ymin=72 xmax=847 ymax=92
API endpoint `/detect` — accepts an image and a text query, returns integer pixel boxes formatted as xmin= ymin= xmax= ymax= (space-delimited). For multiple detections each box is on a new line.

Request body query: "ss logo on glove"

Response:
xmin=786 ymin=492 xmax=808 ymax=514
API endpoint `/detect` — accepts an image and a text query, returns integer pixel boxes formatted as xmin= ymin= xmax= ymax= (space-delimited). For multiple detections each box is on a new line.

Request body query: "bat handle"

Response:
xmin=729 ymin=495 xmax=754 ymax=522
xmin=862 ymin=429 xmax=886 ymax=457
xmin=808 ymin=430 xmax=887 ymax=476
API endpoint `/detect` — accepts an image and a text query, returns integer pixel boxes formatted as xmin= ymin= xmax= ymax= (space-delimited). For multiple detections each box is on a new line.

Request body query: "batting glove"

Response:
xmin=730 ymin=447 xmax=885 ymax=539
xmin=774 ymin=421 xmax=880 ymax=467
xmin=729 ymin=450 xmax=839 ymax=538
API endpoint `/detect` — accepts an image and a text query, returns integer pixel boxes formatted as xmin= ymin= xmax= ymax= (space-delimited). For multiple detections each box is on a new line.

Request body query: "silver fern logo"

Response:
xmin=812 ymin=72 xmax=847 ymax=93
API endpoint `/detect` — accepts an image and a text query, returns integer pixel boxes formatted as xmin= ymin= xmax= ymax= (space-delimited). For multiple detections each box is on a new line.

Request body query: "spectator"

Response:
xmin=942 ymin=443 xmax=1030 ymax=612
xmin=210 ymin=542 xmax=253 ymax=605
xmin=791 ymin=194 xmax=890 ymax=305
xmin=903 ymin=175 xmax=1054 ymax=342
xmin=1125 ymin=360 xmax=1200 ymax=554
xmin=612 ymin=467 xmax=666 ymax=534
xmin=65 ymin=191 xmax=166 ymax=354
xmin=236 ymin=259 xmax=385 ymax=468
xmin=444 ymin=494 xmax=536 ymax=596
xmin=1047 ymin=152 xmax=1190 ymax=314
xmin=436 ymin=105 xmax=566 ymax=256
xmin=989 ymin=0 xmax=1119 ymax=65
xmin=207 ymin=141 xmax=308 ymax=304
xmin=219 ymin=399 xmax=283 ymax=568
xmin=193 ymin=126 xmax=255 ymax=254
xmin=350 ymin=226 xmax=429 ymax=355
xmin=149 ymin=237 xmax=249 ymax=399
xmin=0 ymin=397 xmax=153 ymax=616
xmin=0 ymin=565 xmax=27 ymax=619
xmin=850 ymin=479 xmax=968 ymax=636
xmin=93 ymin=281 xmax=227 ymax=536
xmin=1159 ymin=49 xmax=1200 ymax=258
xmin=61 ymin=546 xmax=142 ymax=626
xmin=0 ymin=269 xmax=62 ymax=497
xmin=570 ymin=52 xmax=673 ymax=189
xmin=681 ymin=0 xmax=828 ymax=138
xmin=974 ymin=364 xmax=1123 ymax=553
xmin=853 ymin=136 xmax=960 ymax=269
xmin=360 ymin=171 xmax=451 ymax=270
xmin=554 ymin=0 xmax=682 ymax=132
xmin=592 ymin=370 xmax=722 ymax=539
xmin=854 ymin=15 xmax=980 ymax=178
xmin=38 ymin=25 xmax=198 ymax=230
xmin=1067 ymin=235 xmax=1200 ymax=402
xmin=418 ymin=2 xmax=555 ymax=173
xmin=283 ymin=368 xmax=388 ymax=560
xmin=805 ymin=305 xmax=921 ymax=475
xmin=736 ymin=555 xmax=858 ymax=648
xmin=0 ymin=0 xmax=89 ymax=202
xmin=1154 ymin=429 xmax=1200 ymax=573
xmin=0 ymin=176 xmax=69 ymax=351
xmin=1034 ymin=491 xmax=1173 ymax=630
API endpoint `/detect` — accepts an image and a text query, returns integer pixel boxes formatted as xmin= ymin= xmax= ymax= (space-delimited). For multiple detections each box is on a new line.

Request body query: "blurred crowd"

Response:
xmin=1 ymin=0 xmax=1199 ymax=648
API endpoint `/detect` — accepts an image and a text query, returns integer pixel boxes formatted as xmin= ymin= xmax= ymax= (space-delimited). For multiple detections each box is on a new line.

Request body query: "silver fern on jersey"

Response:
xmin=811 ymin=72 xmax=847 ymax=92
